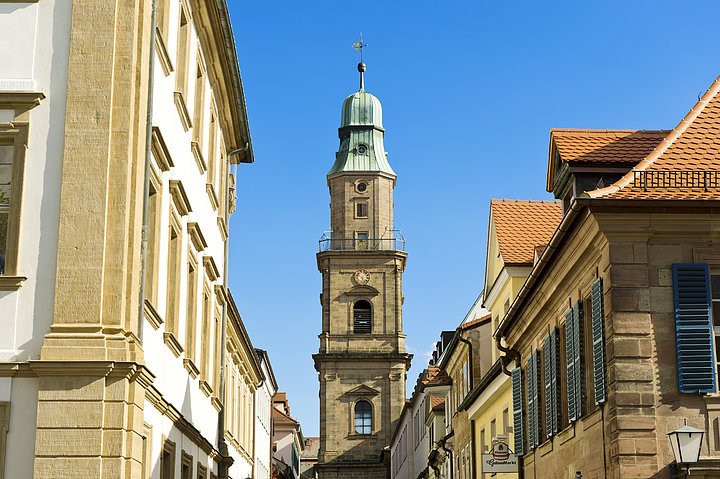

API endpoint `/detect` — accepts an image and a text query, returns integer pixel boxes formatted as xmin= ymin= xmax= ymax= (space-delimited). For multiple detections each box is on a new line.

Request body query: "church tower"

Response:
xmin=313 ymin=62 xmax=412 ymax=478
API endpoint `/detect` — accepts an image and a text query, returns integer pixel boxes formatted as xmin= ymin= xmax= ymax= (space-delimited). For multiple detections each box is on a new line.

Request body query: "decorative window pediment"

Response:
xmin=345 ymin=384 xmax=380 ymax=397
xmin=345 ymin=284 xmax=379 ymax=297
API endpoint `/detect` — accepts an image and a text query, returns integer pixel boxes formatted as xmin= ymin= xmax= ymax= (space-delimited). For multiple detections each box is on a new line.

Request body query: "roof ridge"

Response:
xmin=551 ymin=128 xmax=670 ymax=133
xmin=490 ymin=198 xmax=561 ymax=204
xmin=588 ymin=75 xmax=720 ymax=198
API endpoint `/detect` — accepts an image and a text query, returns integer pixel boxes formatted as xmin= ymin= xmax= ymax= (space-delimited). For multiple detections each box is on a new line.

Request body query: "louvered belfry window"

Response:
xmin=511 ymin=366 xmax=525 ymax=456
xmin=353 ymin=300 xmax=372 ymax=334
xmin=544 ymin=328 xmax=559 ymax=437
xmin=672 ymin=264 xmax=716 ymax=393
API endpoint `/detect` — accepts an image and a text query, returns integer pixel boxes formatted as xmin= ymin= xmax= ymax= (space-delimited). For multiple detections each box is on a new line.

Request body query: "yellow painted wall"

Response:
xmin=469 ymin=377 xmax=513 ymax=478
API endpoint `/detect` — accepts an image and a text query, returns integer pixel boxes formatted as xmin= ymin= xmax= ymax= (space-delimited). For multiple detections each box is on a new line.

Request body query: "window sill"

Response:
xmin=173 ymin=91 xmax=192 ymax=131
xmin=0 ymin=276 xmax=27 ymax=291
xmin=155 ymin=29 xmax=174 ymax=76
xmin=183 ymin=358 xmax=200 ymax=378
xmin=199 ymin=379 xmax=213 ymax=397
xmin=163 ymin=332 xmax=184 ymax=357
xmin=144 ymin=300 xmax=163 ymax=329
xmin=347 ymin=433 xmax=374 ymax=440
xmin=538 ymin=438 xmax=553 ymax=456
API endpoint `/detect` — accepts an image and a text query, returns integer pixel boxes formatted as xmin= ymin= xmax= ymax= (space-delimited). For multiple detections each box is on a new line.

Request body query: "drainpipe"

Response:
xmin=495 ymin=335 xmax=520 ymax=377
xmin=440 ymin=443 xmax=453 ymax=479
xmin=217 ymin=155 xmax=232 ymax=479
xmin=137 ymin=0 xmax=157 ymax=345
xmin=470 ymin=420 xmax=477 ymax=479
xmin=457 ymin=336 xmax=473 ymax=390
xmin=218 ymin=147 xmax=248 ymax=478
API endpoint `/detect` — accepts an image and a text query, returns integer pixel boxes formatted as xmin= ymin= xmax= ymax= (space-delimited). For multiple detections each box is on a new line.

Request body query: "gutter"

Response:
xmin=137 ymin=0 xmax=158 ymax=345
xmin=497 ymin=196 xmax=720 ymax=342
xmin=212 ymin=0 xmax=253 ymax=163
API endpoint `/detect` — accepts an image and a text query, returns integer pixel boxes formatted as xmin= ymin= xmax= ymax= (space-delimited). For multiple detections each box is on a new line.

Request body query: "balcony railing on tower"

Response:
xmin=318 ymin=230 xmax=406 ymax=252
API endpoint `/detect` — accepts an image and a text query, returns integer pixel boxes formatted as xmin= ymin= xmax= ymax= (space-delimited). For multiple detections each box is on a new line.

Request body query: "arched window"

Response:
xmin=354 ymin=400 xmax=372 ymax=434
xmin=353 ymin=300 xmax=372 ymax=334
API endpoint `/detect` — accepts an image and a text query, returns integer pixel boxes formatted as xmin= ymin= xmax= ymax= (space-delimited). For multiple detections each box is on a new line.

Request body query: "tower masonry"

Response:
xmin=313 ymin=62 xmax=412 ymax=479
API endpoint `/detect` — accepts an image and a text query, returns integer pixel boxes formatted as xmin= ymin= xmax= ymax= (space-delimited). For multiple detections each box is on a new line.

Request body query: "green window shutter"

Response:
xmin=573 ymin=301 xmax=584 ymax=419
xmin=512 ymin=366 xmax=524 ymax=456
xmin=544 ymin=335 xmax=552 ymax=438
xmin=591 ymin=278 xmax=607 ymax=404
xmin=550 ymin=327 xmax=559 ymax=434
xmin=565 ymin=308 xmax=577 ymax=422
xmin=532 ymin=350 xmax=542 ymax=444
xmin=672 ymin=263 xmax=716 ymax=393
xmin=526 ymin=355 xmax=536 ymax=449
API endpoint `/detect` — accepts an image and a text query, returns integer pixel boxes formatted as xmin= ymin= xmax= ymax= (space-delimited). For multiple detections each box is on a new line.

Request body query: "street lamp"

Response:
xmin=667 ymin=420 xmax=704 ymax=476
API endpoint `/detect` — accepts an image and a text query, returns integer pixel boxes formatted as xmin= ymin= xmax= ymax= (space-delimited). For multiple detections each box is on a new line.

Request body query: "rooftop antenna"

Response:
xmin=352 ymin=33 xmax=368 ymax=90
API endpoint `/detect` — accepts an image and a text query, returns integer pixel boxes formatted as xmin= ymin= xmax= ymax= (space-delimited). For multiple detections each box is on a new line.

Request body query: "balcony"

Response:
xmin=318 ymin=230 xmax=406 ymax=252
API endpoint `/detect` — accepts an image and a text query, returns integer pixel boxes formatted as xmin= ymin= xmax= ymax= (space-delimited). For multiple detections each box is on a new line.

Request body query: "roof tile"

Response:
xmin=491 ymin=199 xmax=562 ymax=265
xmin=589 ymin=76 xmax=720 ymax=199
xmin=552 ymin=129 xmax=668 ymax=165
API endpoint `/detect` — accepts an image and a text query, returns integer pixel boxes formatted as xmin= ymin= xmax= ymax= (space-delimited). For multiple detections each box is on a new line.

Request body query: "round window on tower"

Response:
xmin=356 ymin=181 xmax=368 ymax=193
xmin=356 ymin=144 xmax=368 ymax=154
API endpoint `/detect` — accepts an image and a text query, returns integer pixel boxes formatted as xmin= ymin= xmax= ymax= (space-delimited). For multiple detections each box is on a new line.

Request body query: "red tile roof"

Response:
xmin=424 ymin=368 xmax=452 ymax=387
xmin=552 ymin=129 xmax=668 ymax=165
xmin=430 ymin=395 xmax=445 ymax=411
xmin=491 ymin=199 xmax=562 ymax=265
xmin=589 ymin=76 xmax=720 ymax=199
xmin=273 ymin=407 xmax=299 ymax=426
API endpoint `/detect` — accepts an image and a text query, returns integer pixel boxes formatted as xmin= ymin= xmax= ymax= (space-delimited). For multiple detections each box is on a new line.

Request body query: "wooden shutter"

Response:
xmin=591 ymin=278 xmax=607 ymax=404
xmin=544 ymin=335 xmax=552 ymax=438
xmin=565 ymin=308 xmax=577 ymax=422
xmin=572 ymin=301 xmax=584 ymax=419
xmin=526 ymin=355 xmax=536 ymax=449
xmin=511 ymin=366 xmax=524 ymax=456
xmin=672 ymin=264 xmax=716 ymax=393
xmin=549 ymin=328 xmax=559 ymax=435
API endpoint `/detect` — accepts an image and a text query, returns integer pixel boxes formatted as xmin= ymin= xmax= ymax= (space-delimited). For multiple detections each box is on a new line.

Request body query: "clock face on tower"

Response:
xmin=354 ymin=269 xmax=371 ymax=285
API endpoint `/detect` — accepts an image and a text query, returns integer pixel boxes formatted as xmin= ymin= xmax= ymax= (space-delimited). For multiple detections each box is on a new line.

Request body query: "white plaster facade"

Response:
xmin=0 ymin=0 xmax=260 ymax=477
xmin=254 ymin=350 xmax=278 ymax=479
xmin=0 ymin=2 xmax=70 ymax=477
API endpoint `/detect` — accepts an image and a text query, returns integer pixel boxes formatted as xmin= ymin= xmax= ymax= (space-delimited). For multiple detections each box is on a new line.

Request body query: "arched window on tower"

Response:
xmin=353 ymin=300 xmax=372 ymax=334
xmin=354 ymin=400 xmax=372 ymax=434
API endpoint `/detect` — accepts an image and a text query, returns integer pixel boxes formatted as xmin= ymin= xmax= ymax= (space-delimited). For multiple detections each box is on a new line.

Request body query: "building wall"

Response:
xmin=0 ymin=0 xmax=253 ymax=476
xmin=255 ymin=359 xmax=276 ymax=479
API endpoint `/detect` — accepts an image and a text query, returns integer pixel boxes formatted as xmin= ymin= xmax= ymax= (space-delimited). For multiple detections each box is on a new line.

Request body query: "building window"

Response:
xmin=175 ymin=3 xmax=191 ymax=100
xmin=356 ymin=202 xmax=368 ymax=218
xmin=354 ymin=400 xmax=372 ymax=434
xmin=165 ymin=214 xmax=182 ymax=336
xmin=356 ymin=181 xmax=367 ymax=193
xmin=355 ymin=231 xmax=368 ymax=250
xmin=161 ymin=437 xmax=176 ymax=479
xmin=353 ymin=300 xmax=372 ymax=334
xmin=185 ymin=256 xmax=198 ymax=363
xmin=197 ymin=463 xmax=207 ymax=479
xmin=192 ymin=60 xmax=205 ymax=144
xmin=181 ymin=451 xmax=193 ymax=479
xmin=0 ymin=130 xmax=27 ymax=277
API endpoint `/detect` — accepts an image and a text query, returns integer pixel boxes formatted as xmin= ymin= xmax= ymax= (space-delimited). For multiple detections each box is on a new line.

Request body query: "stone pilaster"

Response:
xmin=31 ymin=362 xmax=154 ymax=479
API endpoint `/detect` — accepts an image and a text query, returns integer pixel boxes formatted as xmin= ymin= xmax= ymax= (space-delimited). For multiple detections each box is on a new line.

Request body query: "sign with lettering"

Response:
xmin=481 ymin=436 xmax=518 ymax=473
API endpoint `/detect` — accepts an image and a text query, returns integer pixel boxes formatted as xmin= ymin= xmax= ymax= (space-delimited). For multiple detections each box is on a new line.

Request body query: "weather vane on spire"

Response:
xmin=353 ymin=33 xmax=368 ymax=91
xmin=352 ymin=33 xmax=368 ymax=63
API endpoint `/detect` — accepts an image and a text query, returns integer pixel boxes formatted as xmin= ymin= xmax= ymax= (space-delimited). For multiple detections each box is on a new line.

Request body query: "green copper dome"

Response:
xmin=328 ymin=63 xmax=395 ymax=177
xmin=340 ymin=91 xmax=383 ymax=128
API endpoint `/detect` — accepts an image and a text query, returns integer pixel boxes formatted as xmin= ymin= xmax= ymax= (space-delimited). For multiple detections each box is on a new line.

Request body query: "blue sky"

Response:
xmin=227 ymin=0 xmax=720 ymax=436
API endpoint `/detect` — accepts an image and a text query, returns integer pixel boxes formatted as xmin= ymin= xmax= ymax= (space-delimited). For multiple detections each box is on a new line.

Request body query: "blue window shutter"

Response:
xmin=544 ymin=335 xmax=552 ymax=438
xmin=672 ymin=263 xmax=716 ymax=393
xmin=565 ymin=308 xmax=577 ymax=422
xmin=573 ymin=301 xmax=584 ymax=419
xmin=512 ymin=366 xmax=524 ymax=456
xmin=550 ymin=327 xmax=559 ymax=434
xmin=591 ymin=278 xmax=607 ymax=404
